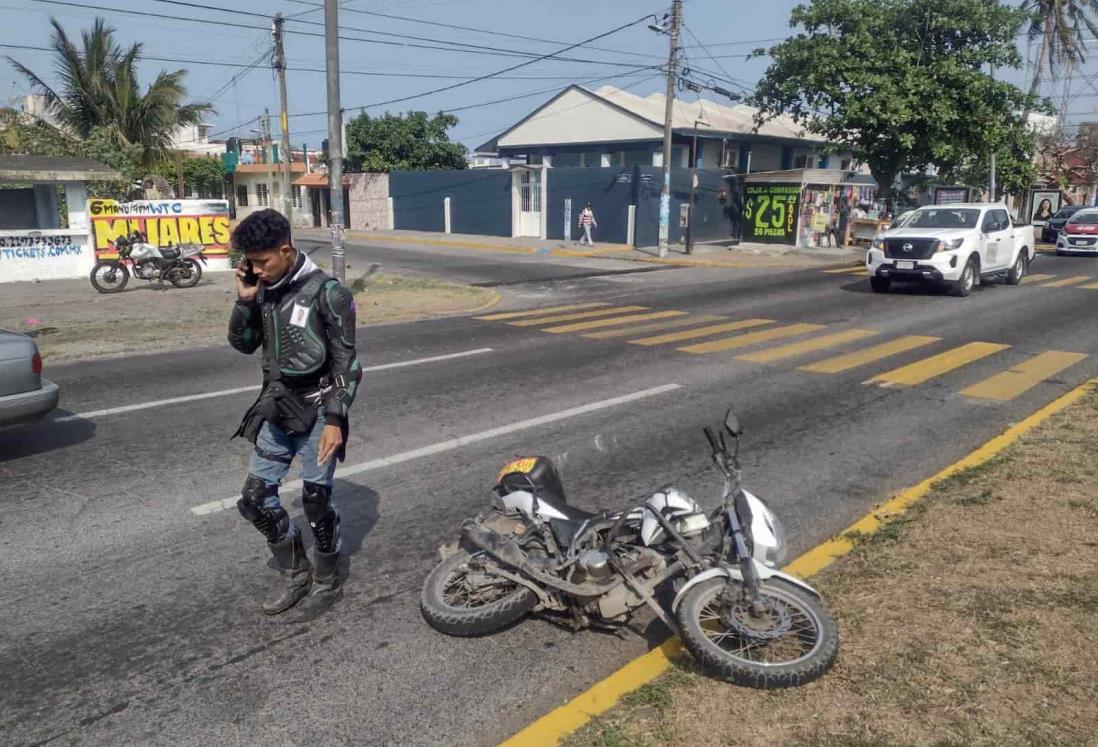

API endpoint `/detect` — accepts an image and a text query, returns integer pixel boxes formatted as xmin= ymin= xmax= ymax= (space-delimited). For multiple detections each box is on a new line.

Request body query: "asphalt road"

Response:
xmin=2 ymin=248 xmax=1096 ymax=746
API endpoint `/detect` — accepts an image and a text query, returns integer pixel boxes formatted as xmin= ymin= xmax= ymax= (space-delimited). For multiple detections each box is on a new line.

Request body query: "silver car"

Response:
xmin=0 ymin=330 xmax=60 ymax=427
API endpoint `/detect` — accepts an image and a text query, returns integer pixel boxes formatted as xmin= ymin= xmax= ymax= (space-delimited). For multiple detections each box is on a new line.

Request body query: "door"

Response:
xmin=982 ymin=209 xmax=1011 ymax=269
xmin=517 ymin=169 xmax=542 ymax=237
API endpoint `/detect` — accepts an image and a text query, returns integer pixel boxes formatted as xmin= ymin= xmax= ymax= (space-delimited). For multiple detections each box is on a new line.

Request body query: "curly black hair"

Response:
xmin=231 ymin=209 xmax=291 ymax=254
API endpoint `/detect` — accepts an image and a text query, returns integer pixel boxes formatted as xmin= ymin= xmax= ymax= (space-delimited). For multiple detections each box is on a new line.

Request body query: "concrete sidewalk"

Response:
xmin=322 ymin=228 xmax=864 ymax=270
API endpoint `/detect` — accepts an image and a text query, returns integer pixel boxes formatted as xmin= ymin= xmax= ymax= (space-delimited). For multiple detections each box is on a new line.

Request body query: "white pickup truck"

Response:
xmin=866 ymin=204 xmax=1034 ymax=297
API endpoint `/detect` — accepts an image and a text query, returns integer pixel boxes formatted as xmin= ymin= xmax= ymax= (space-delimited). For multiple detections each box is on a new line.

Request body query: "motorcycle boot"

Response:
xmin=263 ymin=530 xmax=312 ymax=615
xmin=302 ymin=482 xmax=342 ymax=597
xmin=238 ymin=474 xmax=312 ymax=614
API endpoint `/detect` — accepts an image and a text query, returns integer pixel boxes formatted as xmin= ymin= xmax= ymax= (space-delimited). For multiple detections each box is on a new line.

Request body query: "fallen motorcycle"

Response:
xmin=421 ymin=410 xmax=839 ymax=688
xmin=89 ymin=230 xmax=206 ymax=293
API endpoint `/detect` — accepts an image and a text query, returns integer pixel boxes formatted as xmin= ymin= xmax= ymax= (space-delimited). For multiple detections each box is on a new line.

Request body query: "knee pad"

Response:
xmin=237 ymin=474 xmax=289 ymax=543
xmin=302 ymin=482 xmax=340 ymax=553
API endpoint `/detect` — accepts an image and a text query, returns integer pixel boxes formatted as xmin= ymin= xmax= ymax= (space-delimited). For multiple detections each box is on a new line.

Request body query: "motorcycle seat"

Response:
xmin=548 ymin=505 xmax=599 ymax=548
xmin=160 ymin=247 xmax=181 ymax=259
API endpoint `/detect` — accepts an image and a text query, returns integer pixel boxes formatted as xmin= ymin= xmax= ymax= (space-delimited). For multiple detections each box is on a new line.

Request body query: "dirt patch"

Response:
xmin=565 ymin=389 xmax=1098 ymax=747
xmin=0 ymin=272 xmax=498 ymax=363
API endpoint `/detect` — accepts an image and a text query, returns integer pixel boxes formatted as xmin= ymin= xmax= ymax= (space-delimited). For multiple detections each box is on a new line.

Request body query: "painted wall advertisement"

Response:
xmin=89 ymin=199 xmax=231 ymax=259
xmin=743 ymin=184 xmax=800 ymax=243
xmin=0 ymin=229 xmax=92 ymax=282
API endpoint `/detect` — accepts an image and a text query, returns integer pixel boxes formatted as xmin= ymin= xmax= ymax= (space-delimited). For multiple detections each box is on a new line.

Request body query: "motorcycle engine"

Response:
xmin=133 ymin=260 xmax=158 ymax=280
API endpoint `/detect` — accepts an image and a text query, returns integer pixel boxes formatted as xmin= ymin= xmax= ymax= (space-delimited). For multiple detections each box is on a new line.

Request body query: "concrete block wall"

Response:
xmin=347 ymin=173 xmax=391 ymax=230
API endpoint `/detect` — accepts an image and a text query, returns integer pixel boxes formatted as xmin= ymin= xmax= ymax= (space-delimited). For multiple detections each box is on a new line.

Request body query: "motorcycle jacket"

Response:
xmin=229 ymin=252 xmax=362 ymax=455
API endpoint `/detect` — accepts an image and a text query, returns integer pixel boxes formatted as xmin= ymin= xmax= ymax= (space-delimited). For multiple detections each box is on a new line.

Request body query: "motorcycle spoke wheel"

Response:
xmin=89 ymin=262 xmax=129 ymax=293
xmin=698 ymin=594 xmax=819 ymax=665
xmin=441 ymin=554 xmax=522 ymax=608
xmin=677 ymin=577 xmax=838 ymax=688
xmin=420 ymin=549 xmax=537 ymax=636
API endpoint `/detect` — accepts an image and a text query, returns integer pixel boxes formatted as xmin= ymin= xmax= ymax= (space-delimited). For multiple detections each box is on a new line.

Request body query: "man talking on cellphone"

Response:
xmin=227 ymin=209 xmax=362 ymax=615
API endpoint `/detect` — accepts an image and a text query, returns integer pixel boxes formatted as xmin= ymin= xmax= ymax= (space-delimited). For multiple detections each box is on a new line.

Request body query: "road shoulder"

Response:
xmin=2 ymin=272 xmax=499 ymax=363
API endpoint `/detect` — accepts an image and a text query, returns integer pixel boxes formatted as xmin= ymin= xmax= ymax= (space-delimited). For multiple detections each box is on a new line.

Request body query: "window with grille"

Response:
xmin=292 ymin=186 xmax=303 ymax=209
xmin=236 ymin=184 xmax=248 ymax=207
xmin=257 ymin=183 xmax=269 ymax=206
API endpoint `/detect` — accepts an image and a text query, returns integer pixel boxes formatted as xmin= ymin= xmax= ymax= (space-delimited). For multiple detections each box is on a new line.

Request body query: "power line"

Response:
xmin=281 ymin=0 xmax=666 ymax=61
xmin=102 ymin=0 xmax=660 ymax=70
xmin=289 ymin=10 xmax=663 ymax=117
xmin=1 ymin=42 xmax=634 ymax=81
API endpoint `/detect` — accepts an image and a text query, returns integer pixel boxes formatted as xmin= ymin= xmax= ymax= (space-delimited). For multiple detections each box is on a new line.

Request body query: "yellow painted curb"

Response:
xmin=466 ymin=290 xmax=504 ymax=316
xmin=498 ymin=376 xmax=1098 ymax=747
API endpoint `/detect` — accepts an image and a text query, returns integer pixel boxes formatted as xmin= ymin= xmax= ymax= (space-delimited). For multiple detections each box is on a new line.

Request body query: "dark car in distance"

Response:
xmin=1042 ymin=205 xmax=1087 ymax=243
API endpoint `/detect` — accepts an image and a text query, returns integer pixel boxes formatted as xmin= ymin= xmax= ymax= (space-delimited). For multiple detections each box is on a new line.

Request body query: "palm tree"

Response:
xmin=8 ymin=17 xmax=213 ymax=163
xmin=1025 ymin=0 xmax=1098 ymax=99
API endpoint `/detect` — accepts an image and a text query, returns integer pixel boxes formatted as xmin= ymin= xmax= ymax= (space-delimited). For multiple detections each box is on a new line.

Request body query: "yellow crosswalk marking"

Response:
xmin=1020 ymin=274 xmax=1055 ymax=285
xmin=1039 ymin=275 xmax=1091 ymax=288
xmin=737 ymin=329 xmax=880 ymax=363
xmin=800 ymin=335 xmax=941 ymax=373
xmin=583 ymin=314 xmax=726 ymax=340
xmin=868 ymin=341 xmax=1010 ymax=387
xmin=542 ymin=310 xmax=688 ymax=334
xmin=628 ymin=319 xmax=774 ymax=346
xmin=823 ymin=265 xmax=867 ymax=274
xmin=509 ymin=306 xmax=648 ymax=327
xmin=960 ymin=351 xmax=1089 ymax=401
xmin=476 ymin=302 xmax=608 ymax=321
xmin=680 ymin=323 xmax=825 ymax=355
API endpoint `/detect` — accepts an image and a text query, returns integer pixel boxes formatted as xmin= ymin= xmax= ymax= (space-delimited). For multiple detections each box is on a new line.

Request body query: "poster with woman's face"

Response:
xmin=1030 ymin=192 xmax=1061 ymax=225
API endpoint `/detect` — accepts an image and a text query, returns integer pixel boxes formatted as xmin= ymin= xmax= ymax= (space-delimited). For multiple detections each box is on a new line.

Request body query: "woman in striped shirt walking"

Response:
xmin=578 ymin=203 xmax=598 ymax=246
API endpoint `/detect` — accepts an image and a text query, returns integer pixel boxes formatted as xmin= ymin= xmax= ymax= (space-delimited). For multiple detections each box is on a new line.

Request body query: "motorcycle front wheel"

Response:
xmin=89 ymin=261 xmax=130 ymax=293
xmin=677 ymin=577 xmax=838 ymax=689
xmin=420 ymin=549 xmax=537 ymax=637
xmin=168 ymin=258 xmax=203 ymax=288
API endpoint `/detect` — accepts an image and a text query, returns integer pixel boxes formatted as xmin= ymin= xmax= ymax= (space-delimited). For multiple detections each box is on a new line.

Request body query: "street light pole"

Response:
xmin=324 ymin=0 xmax=346 ymax=281
xmin=989 ymin=65 xmax=997 ymax=202
xmin=657 ymin=0 xmax=683 ymax=259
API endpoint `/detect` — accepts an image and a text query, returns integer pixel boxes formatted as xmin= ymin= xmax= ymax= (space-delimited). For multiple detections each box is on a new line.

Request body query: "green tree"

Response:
xmin=345 ymin=111 xmax=467 ymax=172
xmin=1025 ymin=0 xmax=1098 ymax=98
xmin=79 ymin=125 xmax=144 ymax=200
xmin=151 ymin=156 xmax=225 ymax=198
xmin=750 ymin=0 xmax=1040 ymax=204
xmin=8 ymin=17 xmax=213 ymax=164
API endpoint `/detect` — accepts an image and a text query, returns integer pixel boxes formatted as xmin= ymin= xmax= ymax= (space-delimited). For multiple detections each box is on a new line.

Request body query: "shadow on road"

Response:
xmin=838 ymin=279 xmax=997 ymax=297
xmin=0 ymin=411 xmax=96 ymax=462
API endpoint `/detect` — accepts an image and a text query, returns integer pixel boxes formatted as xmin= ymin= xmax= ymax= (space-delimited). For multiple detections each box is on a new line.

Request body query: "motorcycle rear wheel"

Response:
xmin=89 ymin=261 xmax=130 ymax=293
xmin=677 ymin=577 xmax=838 ymax=689
xmin=169 ymin=258 xmax=203 ymax=288
xmin=421 ymin=549 xmax=537 ymax=636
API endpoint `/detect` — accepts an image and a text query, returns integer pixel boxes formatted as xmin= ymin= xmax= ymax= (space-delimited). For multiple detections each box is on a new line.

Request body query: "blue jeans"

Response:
xmin=248 ymin=419 xmax=338 ymax=516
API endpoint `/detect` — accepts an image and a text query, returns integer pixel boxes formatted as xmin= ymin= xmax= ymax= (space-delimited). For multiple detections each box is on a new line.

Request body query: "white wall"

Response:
xmin=0 ymin=229 xmax=94 ymax=283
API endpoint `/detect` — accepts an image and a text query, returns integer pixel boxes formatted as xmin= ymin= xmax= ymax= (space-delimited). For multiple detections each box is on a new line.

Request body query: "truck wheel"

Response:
xmin=1005 ymin=251 xmax=1027 ymax=285
xmin=870 ymin=277 xmax=891 ymax=293
xmin=951 ymin=258 xmax=977 ymax=297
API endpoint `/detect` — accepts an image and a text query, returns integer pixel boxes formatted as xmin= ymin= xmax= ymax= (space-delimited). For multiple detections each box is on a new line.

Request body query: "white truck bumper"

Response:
xmin=867 ymin=249 xmax=966 ymax=283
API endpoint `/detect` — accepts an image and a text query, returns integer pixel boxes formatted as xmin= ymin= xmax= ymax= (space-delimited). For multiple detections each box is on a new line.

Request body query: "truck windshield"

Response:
xmin=906 ymin=209 xmax=981 ymax=228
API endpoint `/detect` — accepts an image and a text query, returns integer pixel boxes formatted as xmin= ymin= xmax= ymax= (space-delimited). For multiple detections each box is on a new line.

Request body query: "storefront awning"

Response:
xmin=292 ymin=173 xmax=351 ymax=188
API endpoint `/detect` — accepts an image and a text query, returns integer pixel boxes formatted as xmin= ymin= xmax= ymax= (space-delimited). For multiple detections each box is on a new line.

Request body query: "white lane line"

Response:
xmin=54 ymin=348 xmax=495 ymax=423
xmin=190 ymin=383 xmax=682 ymax=516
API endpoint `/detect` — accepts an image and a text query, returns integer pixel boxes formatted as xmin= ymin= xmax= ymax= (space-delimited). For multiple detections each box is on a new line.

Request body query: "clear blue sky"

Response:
xmin=1 ymin=0 xmax=1090 ymax=152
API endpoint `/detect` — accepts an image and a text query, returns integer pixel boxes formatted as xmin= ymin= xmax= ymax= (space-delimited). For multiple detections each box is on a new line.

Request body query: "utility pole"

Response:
xmin=324 ymin=0 xmax=346 ymax=281
xmin=262 ymin=109 xmax=275 ymax=210
xmin=989 ymin=65 xmax=997 ymax=202
xmin=273 ymin=14 xmax=293 ymax=225
xmin=657 ymin=0 xmax=683 ymax=258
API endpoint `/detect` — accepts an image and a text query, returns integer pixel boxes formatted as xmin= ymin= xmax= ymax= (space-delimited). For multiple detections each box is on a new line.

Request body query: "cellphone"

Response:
xmin=241 ymin=260 xmax=259 ymax=286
